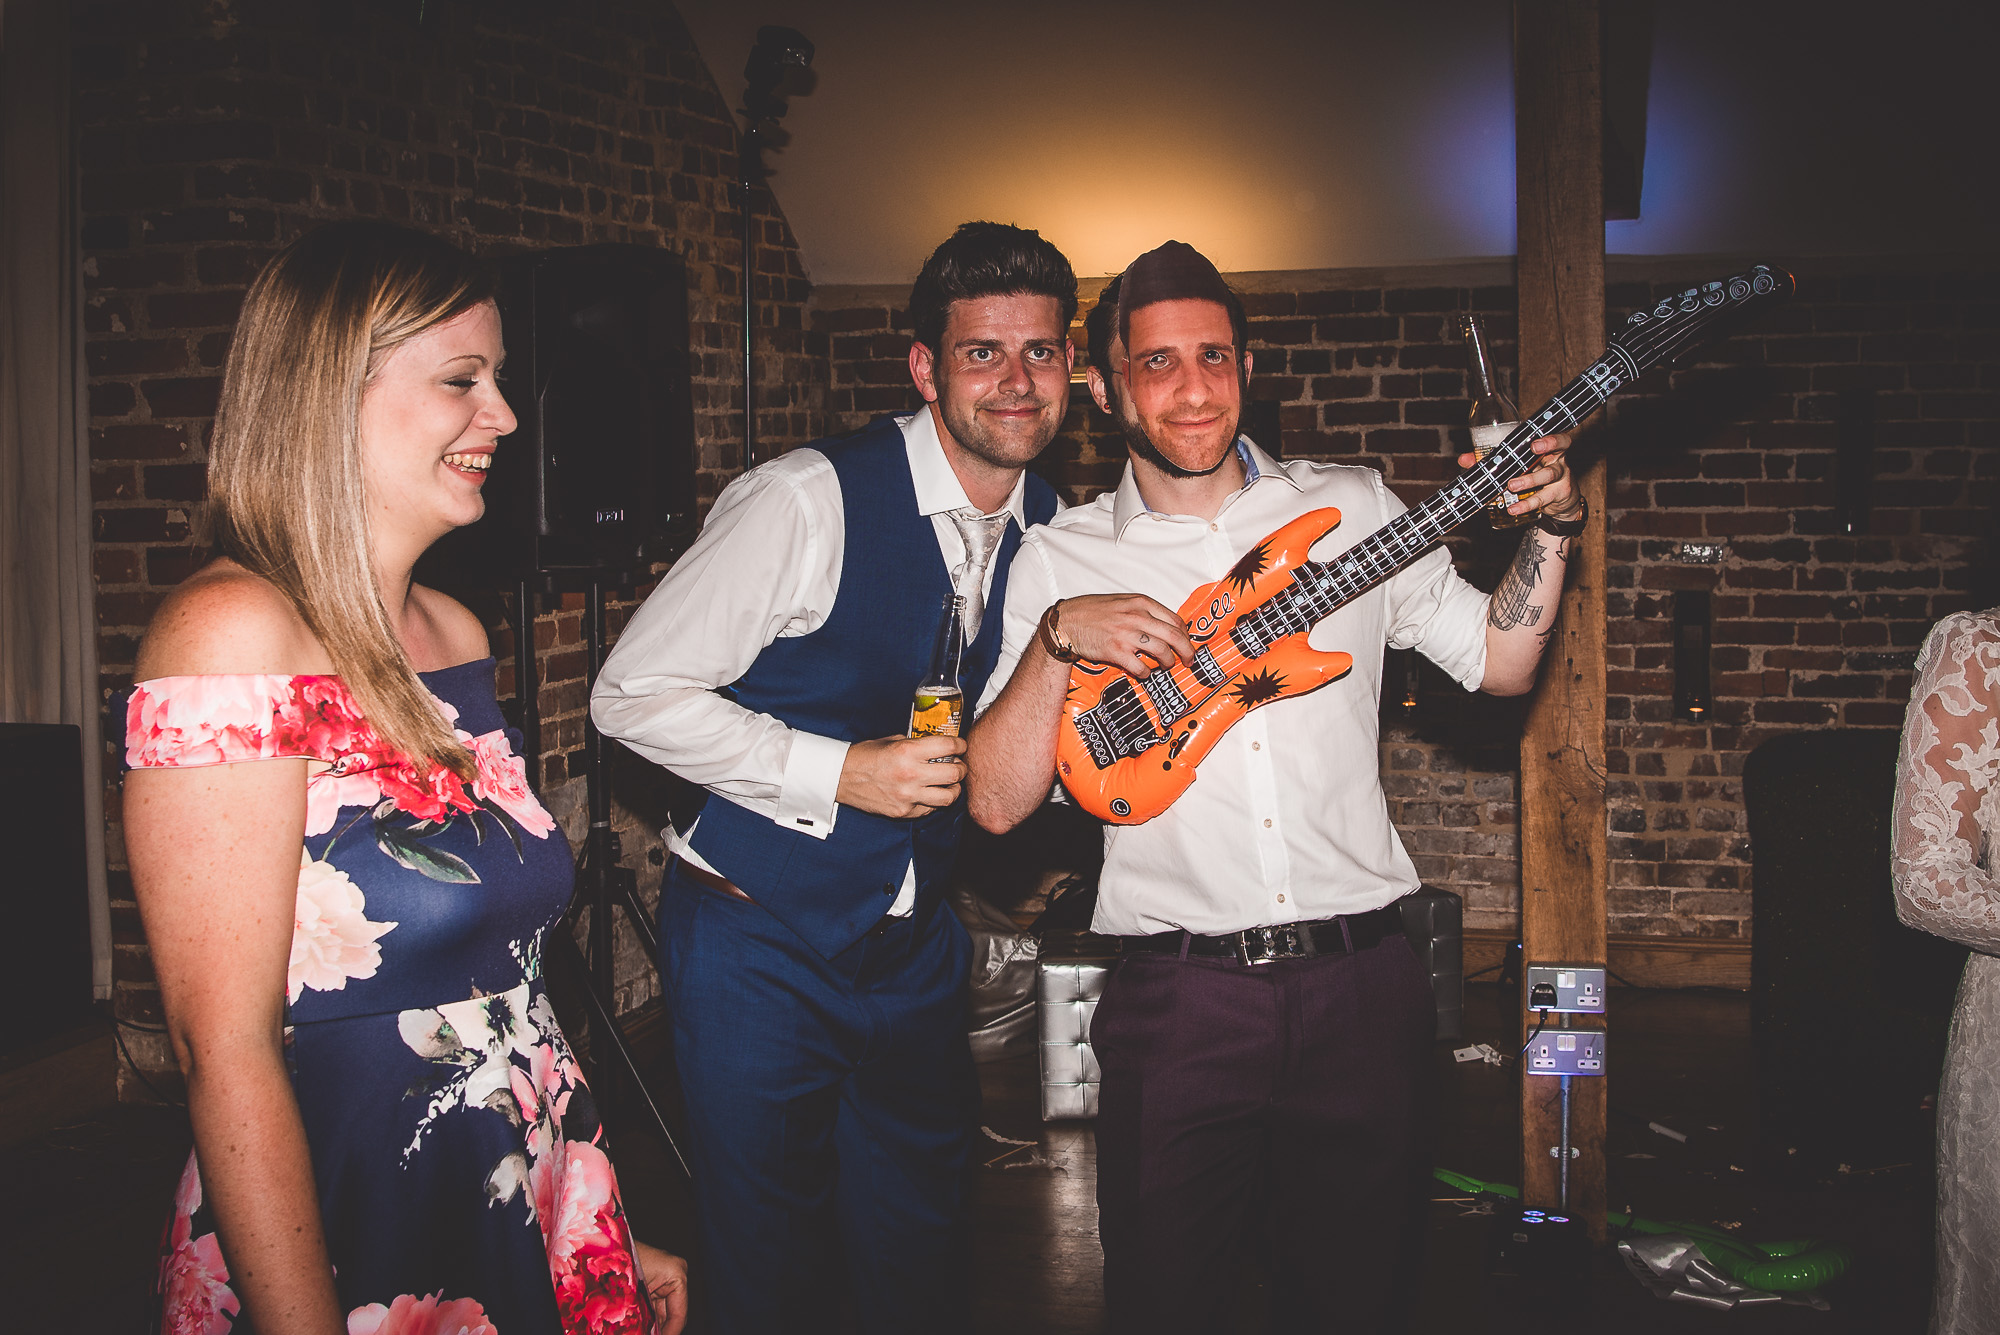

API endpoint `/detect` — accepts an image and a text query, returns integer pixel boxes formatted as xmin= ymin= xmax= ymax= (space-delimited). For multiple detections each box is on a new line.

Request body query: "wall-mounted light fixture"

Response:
xmin=1673 ymin=589 xmax=1712 ymax=723
xmin=1388 ymin=647 xmax=1420 ymax=716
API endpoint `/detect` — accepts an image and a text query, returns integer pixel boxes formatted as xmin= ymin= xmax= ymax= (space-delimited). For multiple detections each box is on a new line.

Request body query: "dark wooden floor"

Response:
xmin=3 ymin=983 xmax=1935 ymax=1333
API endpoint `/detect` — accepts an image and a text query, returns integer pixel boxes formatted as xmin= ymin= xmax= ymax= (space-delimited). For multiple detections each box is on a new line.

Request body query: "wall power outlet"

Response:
xmin=1525 ymin=1029 xmax=1607 ymax=1076
xmin=1525 ymin=964 xmax=1606 ymax=1014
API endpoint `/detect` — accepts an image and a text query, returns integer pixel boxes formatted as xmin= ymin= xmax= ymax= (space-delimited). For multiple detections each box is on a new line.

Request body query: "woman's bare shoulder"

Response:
xmin=135 ymin=561 xmax=333 ymax=680
xmin=406 ymin=584 xmax=492 ymax=670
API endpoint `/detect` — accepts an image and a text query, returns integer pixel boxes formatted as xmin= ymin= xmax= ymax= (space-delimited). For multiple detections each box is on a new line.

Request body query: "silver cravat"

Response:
xmin=947 ymin=508 xmax=1011 ymax=641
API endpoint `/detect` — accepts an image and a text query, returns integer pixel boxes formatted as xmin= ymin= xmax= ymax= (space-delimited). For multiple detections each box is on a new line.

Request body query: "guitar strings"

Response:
xmin=1082 ymin=283 xmax=1761 ymax=747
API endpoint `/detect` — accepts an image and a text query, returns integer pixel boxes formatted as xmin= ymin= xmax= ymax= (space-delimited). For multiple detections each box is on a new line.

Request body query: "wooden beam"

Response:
xmin=1600 ymin=0 xmax=1653 ymax=220
xmin=1463 ymin=929 xmax=1751 ymax=990
xmin=1515 ymin=0 xmax=1609 ymax=1239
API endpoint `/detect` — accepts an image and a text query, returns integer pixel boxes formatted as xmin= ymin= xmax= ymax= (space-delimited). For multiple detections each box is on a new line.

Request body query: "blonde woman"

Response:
xmin=126 ymin=220 xmax=687 ymax=1335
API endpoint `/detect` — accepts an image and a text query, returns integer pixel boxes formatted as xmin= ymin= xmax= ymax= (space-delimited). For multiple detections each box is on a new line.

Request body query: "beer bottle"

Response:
xmin=909 ymin=594 xmax=965 ymax=737
xmin=1462 ymin=314 xmax=1537 ymax=528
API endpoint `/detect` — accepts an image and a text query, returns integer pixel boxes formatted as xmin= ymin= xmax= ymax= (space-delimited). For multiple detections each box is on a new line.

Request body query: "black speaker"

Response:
xmin=1745 ymin=729 xmax=1965 ymax=1178
xmin=425 ymin=244 xmax=697 ymax=587
xmin=1 ymin=723 xmax=94 ymax=1053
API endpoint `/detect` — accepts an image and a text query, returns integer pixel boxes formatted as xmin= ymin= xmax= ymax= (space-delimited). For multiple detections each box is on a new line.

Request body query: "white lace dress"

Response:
xmin=1893 ymin=610 xmax=2000 ymax=1333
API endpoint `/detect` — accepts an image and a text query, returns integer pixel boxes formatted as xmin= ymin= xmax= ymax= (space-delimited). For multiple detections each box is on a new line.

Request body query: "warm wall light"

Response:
xmin=1390 ymin=647 xmax=1420 ymax=716
xmin=1673 ymin=590 xmax=1712 ymax=722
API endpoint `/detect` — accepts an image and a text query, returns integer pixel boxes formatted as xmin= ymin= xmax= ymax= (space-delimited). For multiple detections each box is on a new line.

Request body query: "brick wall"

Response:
xmin=80 ymin=0 xmax=824 ymax=1097
xmin=807 ymin=256 xmax=1999 ymax=939
xmin=1600 ymin=263 xmax=1997 ymax=935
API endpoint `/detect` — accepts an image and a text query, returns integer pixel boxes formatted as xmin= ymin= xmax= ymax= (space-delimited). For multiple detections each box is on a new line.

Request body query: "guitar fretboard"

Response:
xmin=1270 ymin=342 xmax=1636 ymax=633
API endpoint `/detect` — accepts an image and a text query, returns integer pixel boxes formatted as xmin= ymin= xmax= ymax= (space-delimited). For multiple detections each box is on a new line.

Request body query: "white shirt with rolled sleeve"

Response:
xmin=974 ymin=438 xmax=1491 ymax=937
xmin=591 ymin=408 xmax=1035 ymax=917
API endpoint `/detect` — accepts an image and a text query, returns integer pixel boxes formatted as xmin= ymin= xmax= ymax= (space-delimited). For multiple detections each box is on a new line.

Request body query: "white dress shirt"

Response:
xmin=975 ymin=439 xmax=1491 ymax=937
xmin=591 ymin=409 xmax=1032 ymax=916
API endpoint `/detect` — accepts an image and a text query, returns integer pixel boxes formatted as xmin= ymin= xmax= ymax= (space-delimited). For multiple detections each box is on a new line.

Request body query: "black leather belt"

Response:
xmin=1122 ymin=902 xmax=1405 ymax=967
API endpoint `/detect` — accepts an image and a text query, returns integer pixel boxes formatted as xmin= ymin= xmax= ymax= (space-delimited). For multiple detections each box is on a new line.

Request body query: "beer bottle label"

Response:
xmin=909 ymin=690 xmax=964 ymax=738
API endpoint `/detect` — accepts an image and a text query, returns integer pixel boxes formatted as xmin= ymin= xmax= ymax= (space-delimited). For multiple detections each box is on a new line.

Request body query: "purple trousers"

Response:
xmin=1090 ymin=932 xmax=1437 ymax=1334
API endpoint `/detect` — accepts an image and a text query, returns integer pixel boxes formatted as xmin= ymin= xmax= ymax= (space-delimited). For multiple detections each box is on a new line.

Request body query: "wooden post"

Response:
xmin=1514 ymin=0 xmax=1609 ymax=1239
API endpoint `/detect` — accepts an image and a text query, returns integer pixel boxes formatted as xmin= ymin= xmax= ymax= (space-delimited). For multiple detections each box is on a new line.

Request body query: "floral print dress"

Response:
xmin=130 ymin=660 xmax=655 ymax=1335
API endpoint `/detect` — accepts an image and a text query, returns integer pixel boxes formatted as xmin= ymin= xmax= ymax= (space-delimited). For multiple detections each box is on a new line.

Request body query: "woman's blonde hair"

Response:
xmin=209 ymin=220 xmax=498 ymax=778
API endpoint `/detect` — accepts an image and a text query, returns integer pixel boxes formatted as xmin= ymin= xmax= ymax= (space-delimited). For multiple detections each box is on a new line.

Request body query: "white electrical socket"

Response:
xmin=1525 ymin=1029 xmax=1607 ymax=1076
xmin=1526 ymin=964 xmax=1607 ymax=1014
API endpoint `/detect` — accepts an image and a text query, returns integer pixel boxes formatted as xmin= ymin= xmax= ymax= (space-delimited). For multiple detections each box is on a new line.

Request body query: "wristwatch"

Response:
xmin=1038 ymin=599 xmax=1080 ymax=663
xmin=1535 ymin=495 xmax=1589 ymax=538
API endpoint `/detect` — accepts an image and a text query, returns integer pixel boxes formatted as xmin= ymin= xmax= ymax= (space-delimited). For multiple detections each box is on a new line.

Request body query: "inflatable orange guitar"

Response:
xmin=1056 ymin=263 xmax=1795 ymax=825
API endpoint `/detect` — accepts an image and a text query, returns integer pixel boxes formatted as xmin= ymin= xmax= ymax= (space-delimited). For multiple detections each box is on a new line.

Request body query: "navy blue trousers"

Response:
xmin=660 ymin=865 xmax=979 ymax=1334
xmin=1091 ymin=933 xmax=1437 ymax=1334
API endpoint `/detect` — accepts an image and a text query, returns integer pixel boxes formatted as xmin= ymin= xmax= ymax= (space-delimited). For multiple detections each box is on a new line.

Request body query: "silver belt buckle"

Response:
xmin=1234 ymin=923 xmax=1317 ymax=967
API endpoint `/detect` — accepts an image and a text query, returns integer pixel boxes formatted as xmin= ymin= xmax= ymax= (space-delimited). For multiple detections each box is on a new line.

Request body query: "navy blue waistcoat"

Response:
xmin=687 ymin=416 xmax=1058 ymax=960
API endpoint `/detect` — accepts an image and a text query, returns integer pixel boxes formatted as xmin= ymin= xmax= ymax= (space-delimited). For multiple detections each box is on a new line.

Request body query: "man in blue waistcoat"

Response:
xmin=592 ymin=221 xmax=1075 ymax=1333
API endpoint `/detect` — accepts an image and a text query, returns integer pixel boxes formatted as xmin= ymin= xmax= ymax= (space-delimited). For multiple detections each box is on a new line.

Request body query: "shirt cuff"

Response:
xmin=774 ymin=730 xmax=847 ymax=840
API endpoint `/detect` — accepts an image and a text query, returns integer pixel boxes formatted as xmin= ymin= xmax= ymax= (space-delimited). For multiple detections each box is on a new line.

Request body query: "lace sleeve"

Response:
xmin=1892 ymin=610 xmax=2000 ymax=953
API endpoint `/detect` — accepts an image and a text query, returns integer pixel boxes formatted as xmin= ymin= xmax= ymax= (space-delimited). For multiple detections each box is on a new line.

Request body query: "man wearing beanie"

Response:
xmin=968 ymin=240 xmax=1587 ymax=1331
xmin=594 ymin=222 xmax=1075 ymax=1334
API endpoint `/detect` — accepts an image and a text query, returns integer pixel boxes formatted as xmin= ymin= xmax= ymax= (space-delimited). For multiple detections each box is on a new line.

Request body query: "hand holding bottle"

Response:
xmin=909 ymin=595 xmax=966 ymax=738
xmin=837 ymin=733 xmax=966 ymax=819
xmin=1461 ymin=314 xmax=1539 ymax=529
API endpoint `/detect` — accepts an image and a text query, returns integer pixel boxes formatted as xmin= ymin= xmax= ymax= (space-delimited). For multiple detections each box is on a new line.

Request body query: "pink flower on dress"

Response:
xmin=274 ymin=676 xmax=378 ymax=758
xmin=547 ymin=1141 xmax=650 ymax=1333
xmin=290 ymin=851 xmax=398 ymax=1003
xmin=305 ymin=766 xmax=388 ymax=836
xmin=508 ymin=1038 xmax=572 ymax=1241
xmin=127 ymin=674 xmax=296 ymax=769
xmin=554 ymin=1242 xmax=649 ymax=1335
xmin=159 ymin=1159 xmax=239 ymax=1335
xmin=548 ymin=1140 xmax=621 ymax=1264
xmin=522 ymin=1131 xmax=559 ymax=1245
xmin=467 ymin=729 xmax=557 ymax=838
xmin=346 ymin=1291 xmax=494 ymax=1335
xmin=362 ymin=749 xmax=479 ymax=824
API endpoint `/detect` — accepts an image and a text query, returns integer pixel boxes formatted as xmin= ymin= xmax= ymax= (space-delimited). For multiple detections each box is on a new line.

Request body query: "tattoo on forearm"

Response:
xmin=1489 ymin=532 xmax=1550 ymax=632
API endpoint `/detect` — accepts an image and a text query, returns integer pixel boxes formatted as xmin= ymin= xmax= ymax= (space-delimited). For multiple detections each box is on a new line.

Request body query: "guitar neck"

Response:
xmin=1297 ymin=344 xmax=1631 ymax=614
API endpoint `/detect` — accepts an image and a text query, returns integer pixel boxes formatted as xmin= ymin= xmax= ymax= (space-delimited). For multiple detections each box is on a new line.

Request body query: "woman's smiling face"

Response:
xmin=356 ymin=300 xmax=516 ymax=558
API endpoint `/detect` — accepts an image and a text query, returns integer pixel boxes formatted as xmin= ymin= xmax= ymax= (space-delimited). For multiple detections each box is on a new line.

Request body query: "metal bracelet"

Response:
xmin=1038 ymin=599 xmax=1080 ymax=663
xmin=1535 ymin=495 xmax=1589 ymax=538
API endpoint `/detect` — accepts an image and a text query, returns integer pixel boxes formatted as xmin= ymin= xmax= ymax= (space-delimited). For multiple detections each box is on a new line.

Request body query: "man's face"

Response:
xmin=909 ymin=293 xmax=1072 ymax=472
xmin=1118 ymin=298 xmax=1248 ymax=477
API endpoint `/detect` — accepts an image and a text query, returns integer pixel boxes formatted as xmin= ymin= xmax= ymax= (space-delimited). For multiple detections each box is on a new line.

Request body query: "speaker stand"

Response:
xmin=739 ymin=132 xmax=763 ymax=471
xmin=517 ymin=577 xmax=689 ymax=1179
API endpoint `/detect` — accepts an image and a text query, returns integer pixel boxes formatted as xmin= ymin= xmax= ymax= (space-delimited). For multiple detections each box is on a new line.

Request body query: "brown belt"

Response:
xmin=672 ymin=857 xmax=756 ymax=904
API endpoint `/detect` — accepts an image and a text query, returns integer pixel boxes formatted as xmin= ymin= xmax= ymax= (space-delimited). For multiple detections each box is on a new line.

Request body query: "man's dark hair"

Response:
xmin=1088 ymin=263 xmax=1250 ymax=383
xmin=1084 ymin=273 xmax=1124 ymax=379
xmin=1116 ymin=241 xmax=1249 ymax=358
xmin=1217 ymin=285 xmax=1249 ymax=357
xmin=907 ymin=221 xmax=1078 ymax=354
xmin=1087 ymin=267 xmax=1251 ymax=390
